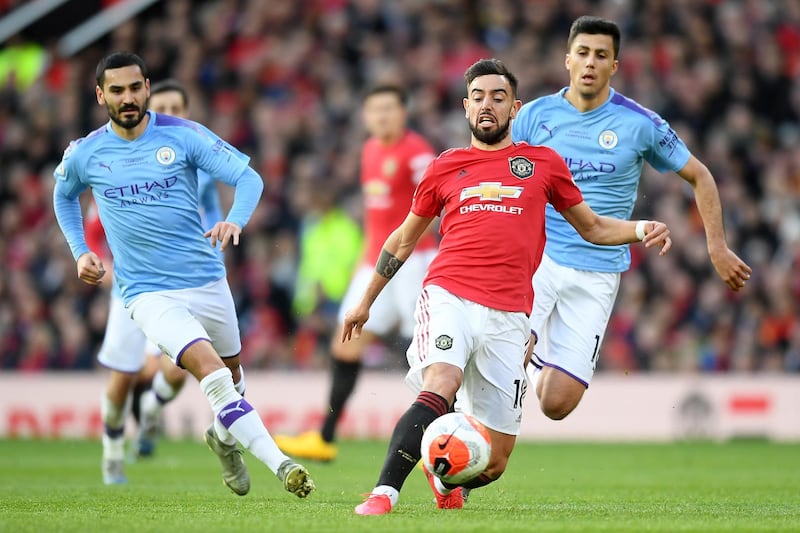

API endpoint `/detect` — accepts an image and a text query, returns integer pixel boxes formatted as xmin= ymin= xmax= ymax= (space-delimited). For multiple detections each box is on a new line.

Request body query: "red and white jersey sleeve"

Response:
xmin=411 ymin=142 xmax=583 ymax=314
xmin=361 ymin=130 xmax=437 ymax=265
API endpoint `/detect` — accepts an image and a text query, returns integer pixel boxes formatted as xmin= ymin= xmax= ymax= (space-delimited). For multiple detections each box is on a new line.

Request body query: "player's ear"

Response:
xmin=96 ymin=85 xmax=105 ymax=105
xmin=565 ymin=53 xmax=570 ymax=71
xmin=463 ymin=97 xmax=469 ymax=118
xmin=510 ymin=99 xmax=522 ymax=119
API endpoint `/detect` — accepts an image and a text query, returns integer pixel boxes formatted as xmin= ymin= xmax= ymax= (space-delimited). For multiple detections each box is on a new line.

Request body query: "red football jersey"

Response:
xmin=361 ymin=130 xmax=437 ymax=264
xmin=412 ymin=142 xmax=583 ymax=314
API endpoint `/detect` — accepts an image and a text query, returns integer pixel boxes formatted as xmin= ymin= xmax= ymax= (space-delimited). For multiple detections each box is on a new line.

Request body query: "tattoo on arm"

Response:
xmin=376 ymin=249 xmax=405 ymax=279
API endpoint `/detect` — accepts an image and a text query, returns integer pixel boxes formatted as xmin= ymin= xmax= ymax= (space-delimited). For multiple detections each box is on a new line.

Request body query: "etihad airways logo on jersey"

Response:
xmin=563 ymin=157 xmax=617 ymax=180
xmin=459 ymin=182 xmax=523 ymax=215
xmin=103 ymin=176 xmax=178 ymax=206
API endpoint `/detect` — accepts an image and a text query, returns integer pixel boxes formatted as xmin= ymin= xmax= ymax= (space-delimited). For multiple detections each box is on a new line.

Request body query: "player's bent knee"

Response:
xmin=539 ymin=396 xmax=580 ymax=420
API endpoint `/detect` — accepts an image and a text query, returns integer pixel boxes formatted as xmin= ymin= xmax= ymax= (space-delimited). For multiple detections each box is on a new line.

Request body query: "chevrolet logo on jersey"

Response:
xmin=459 ymin=182 xmax=524 ymax=215
xmin=460 ymin=182 xmax=523 ymax=202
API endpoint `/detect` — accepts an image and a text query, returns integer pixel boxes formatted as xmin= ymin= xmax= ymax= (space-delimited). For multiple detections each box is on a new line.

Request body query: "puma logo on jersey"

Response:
xmin=540 ymin=124 xmax=557 ymax=138
xmin=99 ymin=162 xmax=112 ymax=173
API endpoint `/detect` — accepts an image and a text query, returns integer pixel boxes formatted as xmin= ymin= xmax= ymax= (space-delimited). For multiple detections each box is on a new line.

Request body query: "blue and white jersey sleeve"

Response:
xmin=513 ymin=88 xmax=690 ymax=272
xmin=53 ymin=139 xmax=91 ymax=260
xmin=186 ymin=122 xmax=263 ymax=230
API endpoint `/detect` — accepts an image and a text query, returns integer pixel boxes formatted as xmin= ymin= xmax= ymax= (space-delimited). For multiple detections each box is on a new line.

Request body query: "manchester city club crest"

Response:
xmin=508 ymin=156 xmax=534 ymax=180
xmin=156 ymin=146 xmax=176 ymax=165
xmin=598 ymin=129 xmax=619 ymax=149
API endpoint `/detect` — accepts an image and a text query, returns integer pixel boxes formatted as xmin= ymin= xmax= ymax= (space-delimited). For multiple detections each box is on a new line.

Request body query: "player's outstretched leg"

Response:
xmin=198 ymin=365 xmax=315 ymax=498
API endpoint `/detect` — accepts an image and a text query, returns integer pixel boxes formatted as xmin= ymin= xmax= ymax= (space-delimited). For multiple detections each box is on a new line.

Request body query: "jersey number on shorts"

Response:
xmin=513 ymin=378 xmax=527 ymax=409
xmin=591 ymin=334 xmax=601 ymax=368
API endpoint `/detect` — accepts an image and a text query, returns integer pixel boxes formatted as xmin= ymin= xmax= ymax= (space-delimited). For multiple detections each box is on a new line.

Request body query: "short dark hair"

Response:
xmin=363 ymin=84 xmax=407 ymax=106
xmin=150 ymin=78 xmax=189 ymax=107
xmin=567 ymin=16 xmax=621 ymax=59
xmin=464 ymin=58 xmax=518 ymax=99
xmin=95 ymin=52 xmax=148 ymax=87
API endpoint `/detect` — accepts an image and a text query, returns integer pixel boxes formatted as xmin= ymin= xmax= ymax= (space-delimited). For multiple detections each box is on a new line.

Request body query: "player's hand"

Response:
xmin=205 ymin=221 xmax=241 ymax=251
xmin=342 ymin=305 xmax=370 ymax=342
xmin=709 ymin=246 xmax=752 ymax=291
xmin=642 ymin=221 xmax=672 ymax=256
xmin=77 ymin=252 xmax=105 ymax=285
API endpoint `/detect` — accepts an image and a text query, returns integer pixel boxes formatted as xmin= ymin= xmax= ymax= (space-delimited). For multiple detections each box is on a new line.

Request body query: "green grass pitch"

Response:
xmin=0 ymin=439 xmax=798 ymax=532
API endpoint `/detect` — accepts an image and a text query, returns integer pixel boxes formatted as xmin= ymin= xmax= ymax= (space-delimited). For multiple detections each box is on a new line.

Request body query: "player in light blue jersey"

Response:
xmin=511 ymin=16 xmax=752 ymax=422
xmin=125 ymin=79 xmax=225 ymax=458
xmin=53 ymin=52 xmax=314 ymax=499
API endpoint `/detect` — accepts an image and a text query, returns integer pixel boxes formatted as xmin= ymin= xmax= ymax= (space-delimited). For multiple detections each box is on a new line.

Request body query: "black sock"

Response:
xmin=320 ymin=359 xmax=361 ymax=443
xmin=376 ymin=391 xmax=449 ymax=491
xmin=459 ymin=472 xmax=495 ymax=489
xmin=130 ymin=381 xmax=151 ymax=424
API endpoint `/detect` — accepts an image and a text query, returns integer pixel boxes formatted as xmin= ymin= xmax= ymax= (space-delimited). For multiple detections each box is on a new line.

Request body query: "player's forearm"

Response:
xmin=360 ymin=226 xmax=417 ymax=307
xmin=584 ymin=216 xmax=641 ymax=245
xmin=692 ymin=172 xmax=728 ymax=253
xmin=563 ymin=202 xmax=640 ymax=245
xmin=53 ymin=188 xmax=90 ymax=260
xmin=225 ymin=166 xmax=264 ymax=229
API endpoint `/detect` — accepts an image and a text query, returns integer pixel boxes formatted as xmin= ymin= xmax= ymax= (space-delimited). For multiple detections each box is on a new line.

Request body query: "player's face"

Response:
xmin=149 ymin=90 xmax=188 ymax=118
xmin=362 ymin=92 xmax=406 ymax=143
xmin=464 ymin=74 xmax=520 ymax=146
xmin=565 ymin=33 xmax=619 ymax=100
xmin=96 ymin=65 xmax=150 ymax=129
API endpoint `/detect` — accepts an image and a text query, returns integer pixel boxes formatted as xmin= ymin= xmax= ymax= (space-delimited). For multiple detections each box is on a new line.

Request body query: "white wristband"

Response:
xmin=635 ymin=220 xmax=648 ymax=241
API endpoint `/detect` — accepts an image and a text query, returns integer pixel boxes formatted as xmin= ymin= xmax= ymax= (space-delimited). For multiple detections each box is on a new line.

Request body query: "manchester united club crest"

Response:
xmin=382 ymin=157 xmax=398 ymax=178
xmin=435 ymin=335 xmax=453 ymax=350
xmin=508 ymin=156 xmax=534 ymax=180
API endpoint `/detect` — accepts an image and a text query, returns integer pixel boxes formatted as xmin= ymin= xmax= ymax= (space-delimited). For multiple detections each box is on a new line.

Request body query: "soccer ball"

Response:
xmin=420 ymin=412 xmax=491 ymax=485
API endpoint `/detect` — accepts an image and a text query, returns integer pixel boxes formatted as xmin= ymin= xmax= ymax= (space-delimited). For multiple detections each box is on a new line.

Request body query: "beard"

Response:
xmin=469 ymin=116 xmax=511 ymax=145
xmin=107 ymin=100 xmax=148 ymax=129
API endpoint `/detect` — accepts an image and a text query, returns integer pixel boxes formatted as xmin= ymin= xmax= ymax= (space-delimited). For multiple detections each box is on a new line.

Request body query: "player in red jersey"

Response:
xmin=275 ymin=85 xmax=436 ymax=461
xmin=349 ymin=58 xmax=672 ymax=515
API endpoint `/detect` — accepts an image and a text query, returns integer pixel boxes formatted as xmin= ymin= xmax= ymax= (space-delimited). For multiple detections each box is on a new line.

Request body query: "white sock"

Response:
xmin=433 ymin=475 xmax=453 ymax=495
xmin=233 ymin=365 xmax=246 ymax=396
xmin=152 ymin=370 xmax=178 ymax=402
xmin=101 ymin=394 xmax=128 ymax=460
xmin=213 ymin=417 xmax=237 ymax=446
xmin=139 ymin=389 xmax=162 ymax=421
xmin=199 ymin=367 xmax=288 ymax=474
xmin=102 ymin=433 xmax=125 ymax=461
xmin=371 ymin=485 xmax=399 ymax=507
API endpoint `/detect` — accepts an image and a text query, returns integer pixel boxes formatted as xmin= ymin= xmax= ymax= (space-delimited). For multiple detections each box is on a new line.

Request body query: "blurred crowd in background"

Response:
xmin=0 ymin=0 xmax=798 ymax=374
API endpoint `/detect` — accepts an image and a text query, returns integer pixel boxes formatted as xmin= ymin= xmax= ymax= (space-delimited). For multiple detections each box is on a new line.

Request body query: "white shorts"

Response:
xmin=127 ymin=277 xmax=241 ymax=368
xmin=97 ymin=293 xmax=149 ymax=373
xmin=530 ymin=254 xmax=620 ymax=387
xmin=405 ymin=285 xmax=529 ymax=435
xmin=338 ymin=249 xmax=436 ymax=338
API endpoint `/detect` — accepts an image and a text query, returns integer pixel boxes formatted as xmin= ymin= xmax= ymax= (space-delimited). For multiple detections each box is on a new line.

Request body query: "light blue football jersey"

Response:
xmin=512 ymin=87 xmax=691 ymax=272
xmin=53 ymin=111 xmax=262 ymax=304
